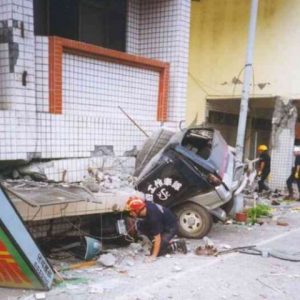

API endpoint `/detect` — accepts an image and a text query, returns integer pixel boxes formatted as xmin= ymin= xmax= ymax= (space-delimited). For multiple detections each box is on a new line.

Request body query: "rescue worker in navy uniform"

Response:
xmin=257 ymin=144 xmax=271 ymax=193
xmin=285 ymin=146 xmax=300 ymax=200
xmin=126 ymin=197 xmax=187 ymax=262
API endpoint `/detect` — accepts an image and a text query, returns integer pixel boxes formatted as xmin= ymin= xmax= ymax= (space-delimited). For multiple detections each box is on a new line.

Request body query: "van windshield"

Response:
xmin=181 ymin=129 xmax=213 ymax=160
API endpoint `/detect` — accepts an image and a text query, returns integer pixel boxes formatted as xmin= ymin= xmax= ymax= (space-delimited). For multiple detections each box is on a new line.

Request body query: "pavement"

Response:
xmin=1 ymin=201 xmax=300 ymax=300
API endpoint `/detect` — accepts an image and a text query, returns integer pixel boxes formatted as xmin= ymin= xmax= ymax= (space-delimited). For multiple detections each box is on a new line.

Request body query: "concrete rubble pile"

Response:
xmin=0 ymin=157 xmax=137 ymax=191
xmin=97 ymin=242 xmax=150 ymax=269
xmin=81 ymin=167 xmax=137 ymax=194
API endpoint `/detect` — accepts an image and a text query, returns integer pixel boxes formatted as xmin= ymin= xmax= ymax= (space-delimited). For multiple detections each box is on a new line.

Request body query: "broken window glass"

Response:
xmin=182 ymin=129 xmax=213 ymax=160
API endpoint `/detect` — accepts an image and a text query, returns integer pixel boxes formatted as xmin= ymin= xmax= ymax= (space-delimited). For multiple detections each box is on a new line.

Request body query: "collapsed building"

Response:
xmin=0 ymin=0 xmax=191 ymax=248
xmin=0 ymin=0 xmax=190 ymax=181
xmin=0 ymin=0 xmax=191 ymax=289
xmin=1 ymin=0 xmax=299 ymax=291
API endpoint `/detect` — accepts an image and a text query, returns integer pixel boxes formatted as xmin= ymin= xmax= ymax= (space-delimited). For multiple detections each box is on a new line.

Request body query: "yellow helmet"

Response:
xmin=257 ymin=144 xmax=268 ymax=151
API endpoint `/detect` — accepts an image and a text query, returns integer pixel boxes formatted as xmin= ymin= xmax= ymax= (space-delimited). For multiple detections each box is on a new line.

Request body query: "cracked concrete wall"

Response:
xmin=270 ymin=98 xmax=297 ymax=190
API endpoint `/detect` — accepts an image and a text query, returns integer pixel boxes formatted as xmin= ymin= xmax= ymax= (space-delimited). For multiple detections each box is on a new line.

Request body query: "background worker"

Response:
xmin=257 ymin=144 xmax=271 ymax=193
xmin=126 ymin=197 xmax=187 ymax=262
xmin=285 ymin=146 xmax=300 ymax=201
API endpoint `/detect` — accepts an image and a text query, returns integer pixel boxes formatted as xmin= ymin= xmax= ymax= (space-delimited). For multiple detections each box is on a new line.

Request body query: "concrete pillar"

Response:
xmin=270 ymin=97 xmax=297 ymax=190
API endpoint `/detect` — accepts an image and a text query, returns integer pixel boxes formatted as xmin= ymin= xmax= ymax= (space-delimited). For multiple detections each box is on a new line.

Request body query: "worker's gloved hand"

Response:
xmin=295 ymin=173 xmax=299 ymax=179
xmin=257 ymin=171 xmax=262 ymax=177
xmin=144 ymin=256 xmax=157 ymax=263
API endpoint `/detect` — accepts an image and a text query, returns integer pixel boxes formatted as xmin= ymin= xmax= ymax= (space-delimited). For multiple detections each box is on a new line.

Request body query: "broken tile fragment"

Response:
xmin=98 ymin=253 xmax=117 ymax=267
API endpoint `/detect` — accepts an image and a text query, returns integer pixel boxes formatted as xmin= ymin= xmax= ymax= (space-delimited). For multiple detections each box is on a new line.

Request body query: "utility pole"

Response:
xmin=235 ymin=0 xmax=259 ymax=161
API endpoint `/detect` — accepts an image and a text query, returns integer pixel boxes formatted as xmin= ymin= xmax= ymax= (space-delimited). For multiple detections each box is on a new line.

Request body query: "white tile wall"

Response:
xmin=127 ymin=0 xmax=191 ymax=128
xmin=0 ymin=0 xmax=37 ymax=160
xmin=35 ymin=36 xmax=49 ymax=113
xmin=270 ymin=128 xmax=295 ymax=190
xmin=0 ymin=110 xmax=35 ymax=160
xmin=1 ymin=0 xmax=190 ymax=182
xmin=63 ymin=53 xmax=159 ymax=119
xmin=0 ymin=2 xmax=12 ymax=21
xmin=0 ymin=43 xmax=11 ymax=110
xmin=36 ymin=111 xmax=160 ymax=160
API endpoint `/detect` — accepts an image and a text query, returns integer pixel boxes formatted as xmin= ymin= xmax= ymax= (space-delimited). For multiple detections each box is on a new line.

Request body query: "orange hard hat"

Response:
xmin=126 ymin=196 xmax=145 ymax=214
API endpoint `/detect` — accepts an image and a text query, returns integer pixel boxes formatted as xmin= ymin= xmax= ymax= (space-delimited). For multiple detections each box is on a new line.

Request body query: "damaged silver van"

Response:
xmin=135 ymin=127 xmax=248 ymax=238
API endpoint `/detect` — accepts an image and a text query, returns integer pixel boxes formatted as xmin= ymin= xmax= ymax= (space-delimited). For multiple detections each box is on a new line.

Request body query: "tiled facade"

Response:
xmin=127 ymin=0 xmax=191 ymax=126
xmin=62 ymin=54 xmax=160 ymax=118
xmin=0 ymin=0 xmax=37 ymax=160
xmin=139 ymin=0 xmax=190 ymax=124
xmin=270 ymin=129 xmax=295 ymax=190
xmin=0 ymin=0 xmax=191 ymax=181
xmin=35 ymin=36 xmax=48 ymax=113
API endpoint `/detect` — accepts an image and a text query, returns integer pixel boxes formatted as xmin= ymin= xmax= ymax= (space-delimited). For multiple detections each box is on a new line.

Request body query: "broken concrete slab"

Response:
xmin=82 ymin=176 xmax=100 ymax=193
xmin=34 ymin=292 xmax=46 ymax=299
xmin=172 ymin=265 xmax=183 ymax=272
xmin=17 ymin=162 xmax=52 ymax=182
xmin=98 ymin=253 xmax=117 ymax=267
xmin=3 ymin=180 xmax=95 ymax=207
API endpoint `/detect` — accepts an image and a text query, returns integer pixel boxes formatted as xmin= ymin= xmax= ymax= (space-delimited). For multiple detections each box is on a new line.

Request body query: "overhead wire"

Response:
xmin=232 ymin=66 xmax=246 ymax=96
xmin=188 ymin=72 xmax=227 ymax=95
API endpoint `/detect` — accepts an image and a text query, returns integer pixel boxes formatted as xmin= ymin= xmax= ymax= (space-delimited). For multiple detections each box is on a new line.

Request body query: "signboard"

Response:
xmin=0 ymin=184 xmax=54 ymax=290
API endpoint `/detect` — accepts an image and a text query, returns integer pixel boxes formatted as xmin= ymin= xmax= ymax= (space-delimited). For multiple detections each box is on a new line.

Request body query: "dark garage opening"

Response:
xmin=206 ymin=97 xmax=275 ymax=159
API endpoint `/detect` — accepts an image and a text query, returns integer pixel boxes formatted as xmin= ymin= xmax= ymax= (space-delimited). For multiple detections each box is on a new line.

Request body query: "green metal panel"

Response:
xmin=0 ymin=184 xmax=54 ymax=290
xmin=0 ymin=227 xmax=43 ymax=289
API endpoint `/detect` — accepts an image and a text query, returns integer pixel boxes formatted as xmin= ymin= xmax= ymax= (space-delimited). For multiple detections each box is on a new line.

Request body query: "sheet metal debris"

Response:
xmin=2 ymin=180 xmax=95 ymax=207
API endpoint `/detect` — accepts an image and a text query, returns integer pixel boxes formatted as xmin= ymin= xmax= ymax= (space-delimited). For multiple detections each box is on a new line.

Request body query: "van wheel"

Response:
xmin=174 ymin=203 xmax=212 ymax=239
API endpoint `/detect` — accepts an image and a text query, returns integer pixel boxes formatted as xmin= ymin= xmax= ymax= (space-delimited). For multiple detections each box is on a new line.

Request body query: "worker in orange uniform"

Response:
xmin=285 ymin=146 xmax=300 ymax=200
xmin=126 ymin=197 xmax=187 ymax=262
xmin=257 ymin=144 xmax=271 ymax=193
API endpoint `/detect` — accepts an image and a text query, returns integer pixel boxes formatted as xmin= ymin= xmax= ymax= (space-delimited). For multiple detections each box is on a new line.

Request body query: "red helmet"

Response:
xmin=126 ymin=196 xmax=145 ymax=214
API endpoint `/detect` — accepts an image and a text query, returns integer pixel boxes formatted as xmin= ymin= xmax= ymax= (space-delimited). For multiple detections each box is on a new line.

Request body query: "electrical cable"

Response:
xmin=58 ymin=206 xmax=136 ymax=241
xmin=188 ymin=72 xmax=209 ymax=95
xmin=232 ymin=66 xmax=246 ymax=96
xmin=252 ymin=66 xmax=255 ymax=95
xmin=188 ymin=72 xmax=226 ymax=95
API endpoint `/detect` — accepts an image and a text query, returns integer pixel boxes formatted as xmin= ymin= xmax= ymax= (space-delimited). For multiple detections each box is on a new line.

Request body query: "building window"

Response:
xmin=208 ymin=111 xmax=238 ymax=126
xmin=34 ymin=0 xmax=127 ymax=52
xmin=252 ymin=117 xmax=271 ymax=131
xmin=208 ymin=111 xmax=271 ymax=130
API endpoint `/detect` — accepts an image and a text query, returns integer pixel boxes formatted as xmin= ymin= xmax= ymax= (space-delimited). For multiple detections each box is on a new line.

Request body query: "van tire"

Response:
xmin=174 ymin=203 xmax=212 ymax=239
